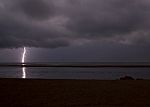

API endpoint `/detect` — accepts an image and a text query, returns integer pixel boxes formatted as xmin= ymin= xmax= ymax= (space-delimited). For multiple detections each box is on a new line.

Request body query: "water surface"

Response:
xmin=0 ymin=65 xmax=150 ymax=80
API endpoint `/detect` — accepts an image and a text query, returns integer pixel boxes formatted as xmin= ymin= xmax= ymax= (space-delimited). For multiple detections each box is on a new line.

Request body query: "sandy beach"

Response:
xmin=0 ymin=79 xmax=150 ymax=107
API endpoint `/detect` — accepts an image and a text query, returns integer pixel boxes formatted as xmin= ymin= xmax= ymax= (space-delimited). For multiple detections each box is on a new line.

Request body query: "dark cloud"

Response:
xmin=19 ymin=0 xmax=54 ymax=20
xmin=0 ymin=0 xmax=150 ymax=48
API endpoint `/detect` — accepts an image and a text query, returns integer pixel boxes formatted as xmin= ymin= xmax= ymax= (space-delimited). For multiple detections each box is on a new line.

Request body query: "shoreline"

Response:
xmin=0 ymin=78 xmax=150 ymax=107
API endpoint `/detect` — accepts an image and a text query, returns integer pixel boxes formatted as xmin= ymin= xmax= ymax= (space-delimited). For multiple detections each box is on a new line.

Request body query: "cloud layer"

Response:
xmin=0 ymin=0 xmax=150 ymax=48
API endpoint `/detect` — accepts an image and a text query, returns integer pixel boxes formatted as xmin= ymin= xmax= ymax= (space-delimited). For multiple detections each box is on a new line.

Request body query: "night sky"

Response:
xmin=0 ymin=0 xmax=150 ymax=62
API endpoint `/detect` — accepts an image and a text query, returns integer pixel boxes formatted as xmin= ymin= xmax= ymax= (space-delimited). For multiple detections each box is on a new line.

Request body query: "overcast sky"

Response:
xmin=0 ymin=0 xmax=150 ymax=62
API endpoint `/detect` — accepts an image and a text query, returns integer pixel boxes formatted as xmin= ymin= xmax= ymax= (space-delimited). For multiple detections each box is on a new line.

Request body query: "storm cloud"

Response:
xmin=19 ymin=0 xmax=55 ymax=20
xmin=0 ymin=0 xmax=150 ymax=48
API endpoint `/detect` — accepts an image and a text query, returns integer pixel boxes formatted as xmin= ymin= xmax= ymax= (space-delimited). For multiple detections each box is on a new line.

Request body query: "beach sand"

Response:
xmin=0 ymin=79 xmax=150 ymax=107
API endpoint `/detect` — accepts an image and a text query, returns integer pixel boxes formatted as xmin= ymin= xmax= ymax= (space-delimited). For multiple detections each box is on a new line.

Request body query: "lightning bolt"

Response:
xmin=22 ymin=47 xmax=26 ymax=63
xmin=22 ymin=47 xmax=26 ymax=78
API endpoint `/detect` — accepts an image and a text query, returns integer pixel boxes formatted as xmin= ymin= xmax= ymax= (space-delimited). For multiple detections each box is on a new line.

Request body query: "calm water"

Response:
xmin=0 ymin=66 xmax=150 ymax=80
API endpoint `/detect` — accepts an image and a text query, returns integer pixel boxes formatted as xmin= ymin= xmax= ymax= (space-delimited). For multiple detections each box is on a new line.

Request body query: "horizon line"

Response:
xmin=0 ymin=63 xmax=150 ymax=68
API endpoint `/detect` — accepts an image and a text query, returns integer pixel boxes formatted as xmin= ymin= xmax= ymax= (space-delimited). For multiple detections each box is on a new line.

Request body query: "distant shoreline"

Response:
xmin=0 ymin=63 xmax=150 ymax=68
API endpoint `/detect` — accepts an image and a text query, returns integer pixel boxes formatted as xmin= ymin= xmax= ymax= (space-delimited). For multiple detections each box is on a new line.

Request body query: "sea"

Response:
xmin=0 ymin=62 xmax=150 ymax=80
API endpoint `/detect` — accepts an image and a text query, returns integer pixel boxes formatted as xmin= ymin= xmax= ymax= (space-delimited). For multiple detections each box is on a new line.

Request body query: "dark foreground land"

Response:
xmin=0 ymin=79 xmax=150 ymax=107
